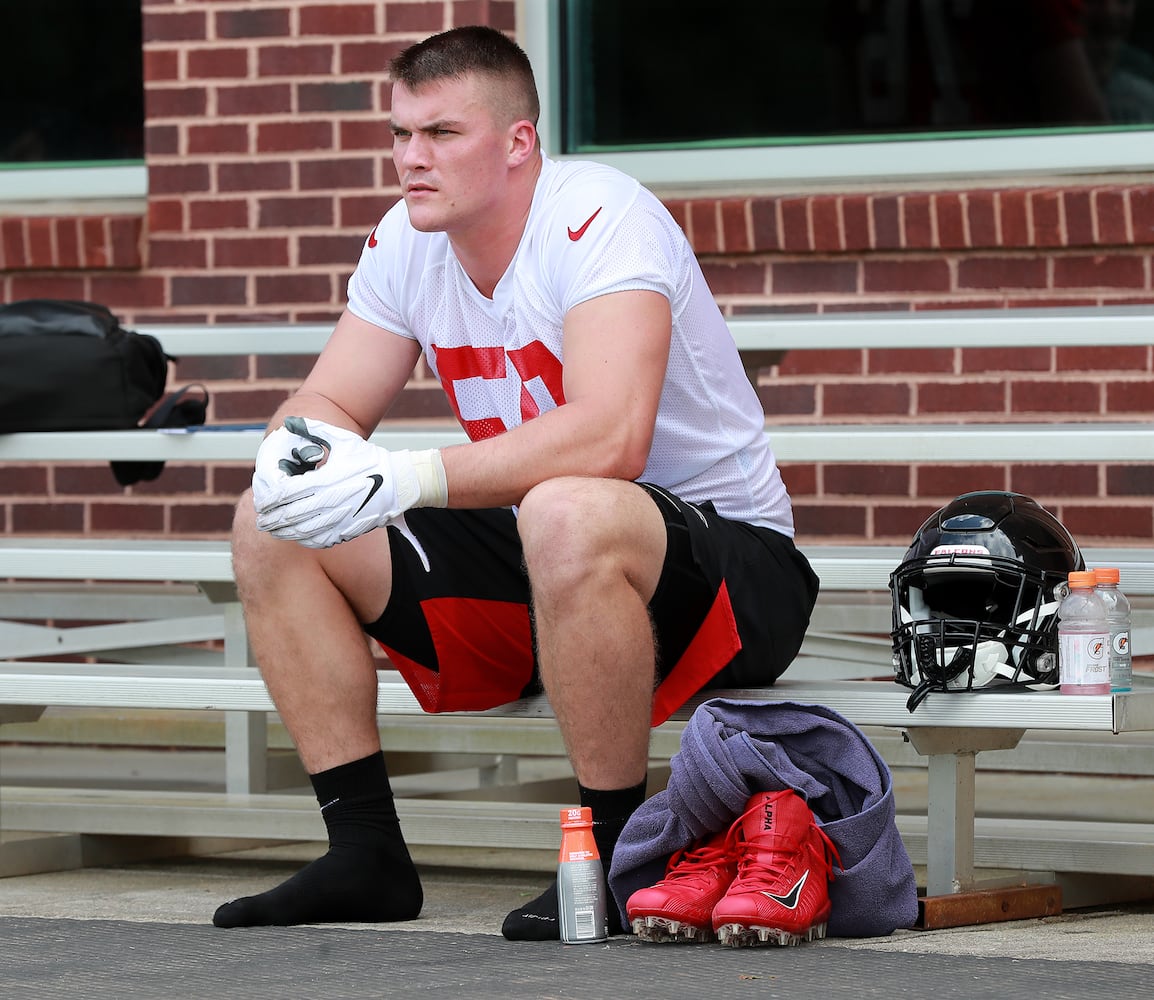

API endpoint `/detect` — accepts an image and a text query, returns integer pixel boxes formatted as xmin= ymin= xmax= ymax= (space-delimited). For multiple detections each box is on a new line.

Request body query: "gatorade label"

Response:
xmin=1059 ymin=632 xmax=1110 ymax=686
xmin=1113 ymin=631 xmax=1130 ymax=657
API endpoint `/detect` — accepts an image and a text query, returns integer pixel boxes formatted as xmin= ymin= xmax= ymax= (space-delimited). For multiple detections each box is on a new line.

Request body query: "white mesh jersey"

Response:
xmin=346 ymin=155 xmax=793 ymax=534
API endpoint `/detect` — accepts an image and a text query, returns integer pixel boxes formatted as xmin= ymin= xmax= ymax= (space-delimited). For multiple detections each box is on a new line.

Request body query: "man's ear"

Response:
xmin=508 ymin=120 xmax=538 ymax=166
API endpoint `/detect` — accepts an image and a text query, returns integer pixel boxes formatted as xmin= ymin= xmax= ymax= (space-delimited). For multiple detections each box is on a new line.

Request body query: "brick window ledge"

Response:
xmin=664 ymin=182 xmax=1154 ymax=256
xmin=0 ymin=214 xmax=144 ymax=271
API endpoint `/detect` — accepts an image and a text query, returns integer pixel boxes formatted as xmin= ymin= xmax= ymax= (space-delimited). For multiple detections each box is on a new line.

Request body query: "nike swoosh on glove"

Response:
xmin=252 ymin=417 xmax=445 ymax=548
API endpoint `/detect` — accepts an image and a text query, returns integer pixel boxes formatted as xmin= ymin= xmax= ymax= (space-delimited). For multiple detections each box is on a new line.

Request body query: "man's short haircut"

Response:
xmin=389 ymin=25 xmax=540 ymax=125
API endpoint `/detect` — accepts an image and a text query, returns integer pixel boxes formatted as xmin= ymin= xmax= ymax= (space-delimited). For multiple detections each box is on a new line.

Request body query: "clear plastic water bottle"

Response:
xmin=1093 ymin=567 xmax=1132 ymax=693
xmin=556 ymin=806 xmax=608 ymax=943
xmin=1058 ymin=570 xmax=1111 ymax=695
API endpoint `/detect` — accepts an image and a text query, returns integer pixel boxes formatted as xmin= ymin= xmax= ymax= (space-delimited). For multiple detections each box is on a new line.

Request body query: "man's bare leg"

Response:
xmin=502 ymin=477 xmax=667 ymax=939
xmin=212 ymin=495 xmax=423 ymax=928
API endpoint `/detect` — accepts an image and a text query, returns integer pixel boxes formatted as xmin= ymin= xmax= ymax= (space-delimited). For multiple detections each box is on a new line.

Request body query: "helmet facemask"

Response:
xmin=891 ymin=552 xmax=1063 ymax=711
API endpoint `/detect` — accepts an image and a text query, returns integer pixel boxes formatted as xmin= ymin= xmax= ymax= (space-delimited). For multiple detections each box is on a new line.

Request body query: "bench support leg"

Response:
xmin=926 ymin=748 xmax=976 ymax=895
xmin=904 ymin=727 xmax=1025 ymax=896
xmin=223 ymin=602 xmax=267 ymax=795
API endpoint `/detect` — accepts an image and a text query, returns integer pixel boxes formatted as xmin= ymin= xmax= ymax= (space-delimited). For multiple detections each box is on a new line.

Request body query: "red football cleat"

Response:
xmin=711 ymin=789 xmax=841 ymax=948
xmin=626 ymin=829 xmax=736 ymax=943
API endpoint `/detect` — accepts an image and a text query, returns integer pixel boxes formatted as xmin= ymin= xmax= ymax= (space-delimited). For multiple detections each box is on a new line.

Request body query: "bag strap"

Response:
xmin=111 ymin=384 xmax=211 ymax=486
xmin=141 ymin=383 xmax=209 ymax=429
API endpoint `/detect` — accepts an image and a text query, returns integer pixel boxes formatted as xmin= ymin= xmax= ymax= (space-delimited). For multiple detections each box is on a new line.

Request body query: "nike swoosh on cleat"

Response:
xmin=354 ymin=474 xmax=385 ymax=515
xmin=759 ymin=870 xmax=809 ymax=909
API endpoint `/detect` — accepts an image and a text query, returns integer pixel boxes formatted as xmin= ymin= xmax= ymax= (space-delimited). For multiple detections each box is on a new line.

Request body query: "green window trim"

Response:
xmin=521 ymin=1 xmax=1154 ymax=190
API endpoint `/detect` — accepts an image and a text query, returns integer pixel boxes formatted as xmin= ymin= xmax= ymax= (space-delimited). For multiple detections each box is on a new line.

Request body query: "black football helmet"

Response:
xmin=889 ymin=491 xmax=1083 ymax=712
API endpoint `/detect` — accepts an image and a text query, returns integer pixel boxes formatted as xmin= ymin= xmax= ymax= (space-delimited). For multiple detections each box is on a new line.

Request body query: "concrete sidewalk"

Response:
xmin=2 ymin=841 xmax=1153 ymax=999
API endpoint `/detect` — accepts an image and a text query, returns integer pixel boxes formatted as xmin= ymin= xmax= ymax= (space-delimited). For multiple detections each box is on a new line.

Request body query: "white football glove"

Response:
xmin=252 ymin=416 xmax=447 ymax=548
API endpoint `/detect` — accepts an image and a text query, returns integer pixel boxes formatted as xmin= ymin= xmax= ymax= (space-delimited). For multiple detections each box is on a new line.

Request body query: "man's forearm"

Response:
xmin=262 ymin=390 xmax=372 ymax=439
xmin=439 ymin=400 xmax=652 ymax=510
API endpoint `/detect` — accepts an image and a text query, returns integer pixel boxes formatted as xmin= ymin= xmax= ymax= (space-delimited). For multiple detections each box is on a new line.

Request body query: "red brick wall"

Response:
xmin=1 ymin=0 xmax=1152 ymax=549
xmin=670 ymin=189 xmax=1154 ymax=544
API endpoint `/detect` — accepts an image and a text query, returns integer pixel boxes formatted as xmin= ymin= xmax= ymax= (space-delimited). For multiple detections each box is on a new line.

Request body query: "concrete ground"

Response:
xmin=3 ymin=713 xmax=1154 ymax=997
xmin=2 ymin=838 xmax=1154 ymax=999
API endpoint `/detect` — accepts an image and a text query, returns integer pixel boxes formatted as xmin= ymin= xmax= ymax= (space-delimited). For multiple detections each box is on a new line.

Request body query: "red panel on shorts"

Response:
xmin=649 ymin=580 xmax=742 ymax=727
xmin=378 ymin=597 xmax=535 ymax=713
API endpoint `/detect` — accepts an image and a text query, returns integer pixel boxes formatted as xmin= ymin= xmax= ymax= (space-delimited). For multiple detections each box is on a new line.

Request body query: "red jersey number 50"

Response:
xmin=432 ymin=342 xmax=566 ymax=441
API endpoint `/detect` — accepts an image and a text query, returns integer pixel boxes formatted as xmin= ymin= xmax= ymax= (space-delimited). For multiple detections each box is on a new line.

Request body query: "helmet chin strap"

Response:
xmin=905 ymin=672 xmax=938 ymax=712
xmin=905 ymin=634 xmax=971 ymax=711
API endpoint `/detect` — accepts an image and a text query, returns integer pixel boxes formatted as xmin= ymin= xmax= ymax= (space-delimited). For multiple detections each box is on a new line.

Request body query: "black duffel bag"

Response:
xmin=0 ymin=299 xmax=209 ymax=484
xmin=0 ymin=298 xmax=170 ymax=433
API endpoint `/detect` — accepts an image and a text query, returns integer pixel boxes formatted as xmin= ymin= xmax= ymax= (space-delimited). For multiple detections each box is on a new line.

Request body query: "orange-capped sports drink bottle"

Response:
xmin=556 ymin=806 xmax=608 ymax=943
xmin=1093 ymin=567 xmax=1132 ymax=692
xmin=1058 ymin=570 xmax=1111 ymax=695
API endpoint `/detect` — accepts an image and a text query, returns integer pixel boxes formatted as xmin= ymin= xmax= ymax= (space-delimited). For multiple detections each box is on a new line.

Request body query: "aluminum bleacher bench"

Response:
xmin=2 ymin=536 xmax=1153 ymax=916
xmin=3 ymin=304 xmax=1154 ymax=924
xmin=3 ymin=303 xmax=1154 ymax=465
xmin=3 ymin=662 xmax=1154 ymax=922
xmin=2 ymin=420 xmax=1154 ymax=465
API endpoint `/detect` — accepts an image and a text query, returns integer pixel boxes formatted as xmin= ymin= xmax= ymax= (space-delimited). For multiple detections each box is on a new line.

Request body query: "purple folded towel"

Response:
xmin=608 ymin=698 xmax=919 ymax=937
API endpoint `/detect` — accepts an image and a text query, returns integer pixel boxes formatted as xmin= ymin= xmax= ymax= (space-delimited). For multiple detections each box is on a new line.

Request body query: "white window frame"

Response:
xmin=0 ymin=164 xmax=147 ymax=211
xmin=520 ymin=0 xmax=1154 ymax=191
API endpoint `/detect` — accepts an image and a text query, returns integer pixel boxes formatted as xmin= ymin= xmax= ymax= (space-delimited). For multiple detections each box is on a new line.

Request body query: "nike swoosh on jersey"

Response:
xmin=567 ymin=206 xmax=603 ymax=241
xmin=759 ymin=870 xmax=809 ymax=909
xmin=354 ymin=474 xmax=385 ymax=515
xmin=367 ymin=224 xmax=379 ymax=248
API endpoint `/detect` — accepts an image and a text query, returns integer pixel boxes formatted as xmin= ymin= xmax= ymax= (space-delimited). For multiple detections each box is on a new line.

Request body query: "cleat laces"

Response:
xmin=724 ymin=809 xmax=842 ymax=898
xmin=654 ymin=839 xmax=733 ymax=891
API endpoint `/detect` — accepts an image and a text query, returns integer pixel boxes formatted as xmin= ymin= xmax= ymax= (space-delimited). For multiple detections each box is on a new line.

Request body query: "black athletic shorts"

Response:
xmin=363 ymin=483 xmax=820 ymax=725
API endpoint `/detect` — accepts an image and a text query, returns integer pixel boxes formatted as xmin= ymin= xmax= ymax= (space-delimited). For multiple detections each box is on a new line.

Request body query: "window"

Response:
xmin=522 ymin=0 xmax=1154 ymax=187
xmin=0 ymin=0 xmax=146 ymax=203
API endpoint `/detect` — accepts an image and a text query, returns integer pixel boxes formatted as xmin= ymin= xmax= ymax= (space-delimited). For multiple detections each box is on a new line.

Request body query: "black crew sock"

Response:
xmin=212 ymin=751 xmax=423 ymax=928
xmin=501 ymin=779 xmax=646 ymax=941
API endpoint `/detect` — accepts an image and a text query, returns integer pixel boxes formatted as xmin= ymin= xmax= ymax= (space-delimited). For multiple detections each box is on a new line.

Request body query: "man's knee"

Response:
xmin=518 ymin=477 xmax=587 ymax=551
xmin=231 ymin=490 xmax=260 ymax=567
xmin=518 ymin=478 xmax=665 ymax=597
xmin=518 ymin=477 xmax=621 ymax=569
xmin=233 ymin=496 xmax=394 ymax=623
xmin=232 ymin=489 xmax=286 ymax=598
xmin=231 ymin=489 xmax=319 ymax=591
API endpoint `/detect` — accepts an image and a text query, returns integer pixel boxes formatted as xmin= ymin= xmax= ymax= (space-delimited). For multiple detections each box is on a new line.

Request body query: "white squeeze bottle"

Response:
xmin=1093 ymin=567 xmax=1132 ymax=693
xmin=1058 ymin=570 xmax=1111 ymax=695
